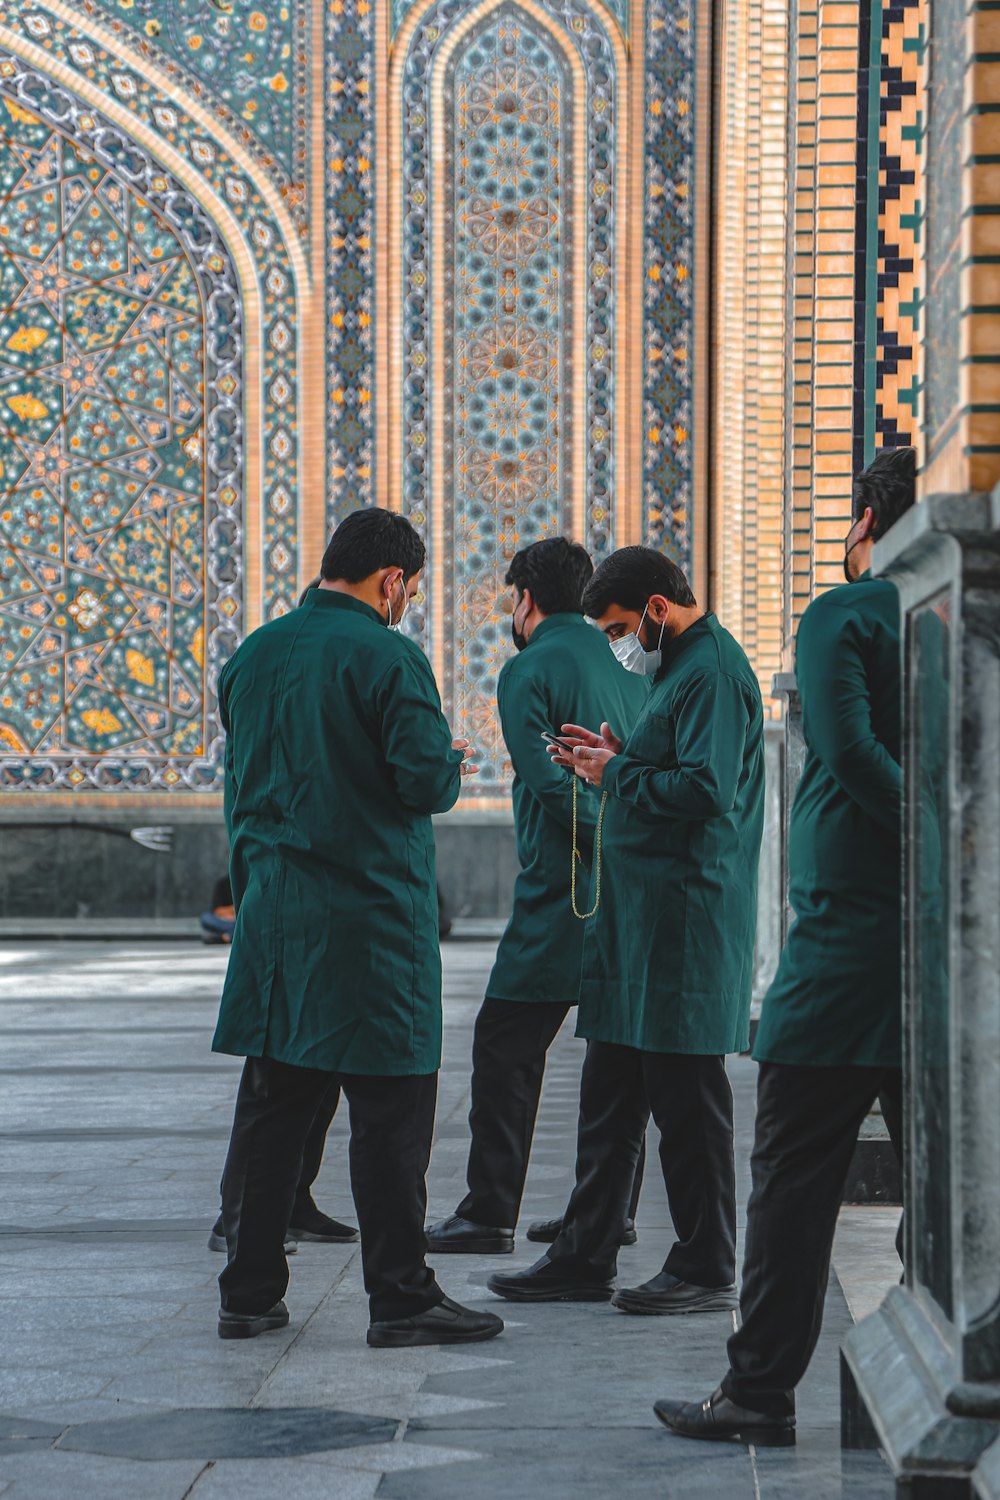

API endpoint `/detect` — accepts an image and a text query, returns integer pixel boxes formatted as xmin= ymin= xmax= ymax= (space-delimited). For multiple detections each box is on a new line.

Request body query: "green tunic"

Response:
xmin=485 ymin=613 xmax=650 ymax=1007
xmin=753 ymin=576 xmax=902 ymax=1068
xmin=212 ymin=589 xmax=464 ymax=1076
xmin=577 ymin=614 xmax=765 ymax=1055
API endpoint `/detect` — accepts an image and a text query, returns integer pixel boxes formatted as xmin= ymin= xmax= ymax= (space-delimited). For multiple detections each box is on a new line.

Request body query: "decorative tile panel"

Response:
xmin=391 ymin=0 xmax=631 ymax=40
xmin=76 ymin=0 xmax=311 ymax=229
xmin=442 ymin=16 xmax=572 ymax=782
xmin=873 ymin=0 xmax=924 ymax=456
xmin=325 ymin=0 xmax=374 ymax=525
xmin=393 ymin=0 xmax=623 ymax=794
xmin=643 ymin=0 xmax=696 ymax=566
xmin=3 ymin=8 xmax=301 ymax=625
xmin=0 ymin=69 xmax=242 ymax=792
xmin=320 ymin=0 xmax=704 ymax=797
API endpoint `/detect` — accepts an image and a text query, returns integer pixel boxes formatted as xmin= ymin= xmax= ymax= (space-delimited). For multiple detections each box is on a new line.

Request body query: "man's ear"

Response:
xmin=648 ymin=593 xmax=671 ymax=623
xmin=857 ymin=505 xmax=876 ymax=540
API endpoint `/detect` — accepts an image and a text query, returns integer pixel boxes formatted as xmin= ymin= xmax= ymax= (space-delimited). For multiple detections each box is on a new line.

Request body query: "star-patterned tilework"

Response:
xmin=0 ymin=86 xmax=242 ymax=793
xmin=3 ymin=11 xmax=300 ymax=630
xmin=73 ymin=0 xmax=310 ymax=228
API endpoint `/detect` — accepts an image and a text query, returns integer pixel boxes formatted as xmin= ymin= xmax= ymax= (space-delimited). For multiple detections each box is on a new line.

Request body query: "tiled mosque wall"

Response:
xmin=0 ymin=0 xmax=712 ymax=809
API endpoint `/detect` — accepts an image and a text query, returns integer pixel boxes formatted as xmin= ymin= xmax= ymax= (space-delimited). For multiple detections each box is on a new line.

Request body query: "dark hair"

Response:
xmin=853 ymin=446 xmax=916 ymax=540
xmin=504 ymin=537 xmax=593 ymax=616
xmin=320 ymin=508 xmax=426 ymax=583
xmin=582 ymin=546 xmax=696 ymax=618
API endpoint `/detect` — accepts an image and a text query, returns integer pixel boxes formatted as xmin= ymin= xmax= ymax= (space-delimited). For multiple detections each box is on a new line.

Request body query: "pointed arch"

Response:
xmin=385 ymin=0 xmax=628 ymax=787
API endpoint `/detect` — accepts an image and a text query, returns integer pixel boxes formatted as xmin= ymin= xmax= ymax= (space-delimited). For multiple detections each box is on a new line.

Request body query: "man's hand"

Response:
xmin=453 ymin=737 xmax=480 ymax=778
xmin=546 ymin=721 xmax=622 ymax=771
xmin=570 ymin=745 xmax=616 ymax=788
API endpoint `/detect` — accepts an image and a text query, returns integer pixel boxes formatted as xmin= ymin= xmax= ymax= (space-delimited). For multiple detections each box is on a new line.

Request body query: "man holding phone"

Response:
xmin=427 ymin=538 xmax=649 ymax=1255
xmin=488 ymin=546 xmax=764 ymax=1312
xmin=212 ymin=508 xmax=503 ymax=1349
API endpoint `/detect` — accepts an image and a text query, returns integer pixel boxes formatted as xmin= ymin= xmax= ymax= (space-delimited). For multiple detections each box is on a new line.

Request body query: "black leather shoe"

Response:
xmin=613 ymin=1271 xmax=737 ymax=1315
xmin=653 ymin=1386 xmax=795 ymax=1446
xmin=288 ymin=1204 xmax=359 ymax=1243
xmin=367 ymin=1294 xmax=504 ymax=1348
xmin=526 ymin=1215 xmax=637 ymax=1247
xmin=218 ymin=1300 xmax=290 ymax=1341
xmin=487 ymin=1254 xmax=614 ymax=1303
xmin=208 ymin=1216 xmax=297 ymax=1256
xmin=426 ymin=1213 xmax=514 ymax=1255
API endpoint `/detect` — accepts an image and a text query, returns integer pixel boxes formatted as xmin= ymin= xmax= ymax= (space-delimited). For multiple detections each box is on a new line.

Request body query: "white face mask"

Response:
xmin=610 ymin=603 xmax=666 ymax=676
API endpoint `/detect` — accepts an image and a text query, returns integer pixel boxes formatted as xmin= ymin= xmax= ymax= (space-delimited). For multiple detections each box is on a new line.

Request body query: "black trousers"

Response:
xmin=723 ymin=1062 xmax=903 ymax=1418
xmin=456 ymin=999 xmax=645 ymax=1230
xmin=219 ymin=1057 xmax=442 ymax=1323
xmin=292 ymin=1081 xmax=340 ymax=1218
xmin=549 ymin=1039 xmax=737 ymax=1285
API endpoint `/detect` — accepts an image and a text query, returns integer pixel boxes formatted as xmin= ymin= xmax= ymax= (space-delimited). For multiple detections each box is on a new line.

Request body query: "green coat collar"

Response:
xmin=302 ymin=588 xmax=385 ymax=625
xmin=525 ymin=612 xmax=589 ymax=647
xmin=655 ymin=611 xmax=718 ymax=678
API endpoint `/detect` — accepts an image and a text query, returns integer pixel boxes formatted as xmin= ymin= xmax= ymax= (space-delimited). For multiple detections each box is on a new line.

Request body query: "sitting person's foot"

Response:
xmin=426 ymin=1213 xmax=514 ymax=1255
xmin=288 ymin=1199 xmax=359 ymax=1243
xmin=208 ymin=1215 xmax=297 ymax=1256
xmin=218 ymin=1300 xmax=290 ymax=1341
xmin=526 ymin=1214 xmax=637 ymax=1247
xmin=612 ymin=1271 xmax=737 ymax=1315
xmin=653 ymin=1385 xmax=795 ymax=1446
xmin=487 ymin=1254 xmax=614 ymax=1303
xmin=368 ymin=1294 xmax=504 ymax=1348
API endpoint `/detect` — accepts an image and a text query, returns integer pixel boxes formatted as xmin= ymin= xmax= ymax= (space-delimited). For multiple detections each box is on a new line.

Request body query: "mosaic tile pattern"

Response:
xmin=324 ymin=0 xmax=373 ymax=527
xmin=874 ymin=0 xmax=924 ymax=453
xmin=391 ymin=0 xmax=632 ymax=39
xmin=394 ymin=0 xmax=624 ymax=794
xmin=852 ymin=0 xmax=923 ymax=470
xmin=75 ymin=0 xmax=311 ymax=228
xmin=322 ymin=0 xmax=698 ymax=795
xmin=0 ymin=71 xmax=242 ymax=793
xmin=643 ymin=0 xmax=695 ymax=564
xmin=4 ymin=7 xmax=301 ymax=627
xmin=442 ymin=16 xmax=572 ymax=782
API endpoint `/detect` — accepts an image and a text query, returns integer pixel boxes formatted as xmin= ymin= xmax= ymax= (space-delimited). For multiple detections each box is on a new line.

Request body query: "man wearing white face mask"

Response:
xmin=488 ymin=547 xmax=764 ymax=1312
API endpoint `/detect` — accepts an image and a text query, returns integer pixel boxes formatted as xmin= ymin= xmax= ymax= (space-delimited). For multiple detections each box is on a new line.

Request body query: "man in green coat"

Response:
xmin=212 ymin=508 xmax=503 ymax=1349
xmin=655 ymin=446 xmax=916 ymax=1446
xmin=489 ymin=548 xmax=764 ymax=1311
xmin=426 ymin=538 xmax=649 ymax=1255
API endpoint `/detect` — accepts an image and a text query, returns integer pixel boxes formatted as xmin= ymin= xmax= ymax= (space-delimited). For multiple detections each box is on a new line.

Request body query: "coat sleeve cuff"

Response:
xmin=601 ymin=753 xmax=627 ymax=798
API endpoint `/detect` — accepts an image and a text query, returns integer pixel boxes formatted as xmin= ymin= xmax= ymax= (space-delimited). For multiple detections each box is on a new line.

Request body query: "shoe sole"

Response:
xmin=288 ymin=1228 xmax=360 ymax=1244
xmin=367 ymin=1323 xmax=504 ymax=1348
xmin=218 ymin=1313 xmax=290 ymax=1341
xmin=653 ymin=1407 xmax=795 ymax=1447
xmin=487 ymin=1283 xmax=614 ymax=1304
xmin=612 ymin=1290 xmax=738 ymax=1316
xmin=525 ymin=1231 xmax=637 ymax=1248
xmin=427 ymin=1240 xmax=514 ymax=1255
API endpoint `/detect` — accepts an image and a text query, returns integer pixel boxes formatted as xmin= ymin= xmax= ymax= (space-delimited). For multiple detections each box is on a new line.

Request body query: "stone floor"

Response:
xmin=0 ymin=940 xmax=899 ymax=1499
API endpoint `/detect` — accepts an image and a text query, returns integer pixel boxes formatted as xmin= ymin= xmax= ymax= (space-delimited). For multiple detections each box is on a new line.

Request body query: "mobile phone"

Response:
xmin=540 ymin=731 xmax=563 ymax=748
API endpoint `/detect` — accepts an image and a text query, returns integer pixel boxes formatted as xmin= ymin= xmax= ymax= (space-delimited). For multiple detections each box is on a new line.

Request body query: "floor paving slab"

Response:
xmin=0 ymin=940 xmax=899 ymax=1498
